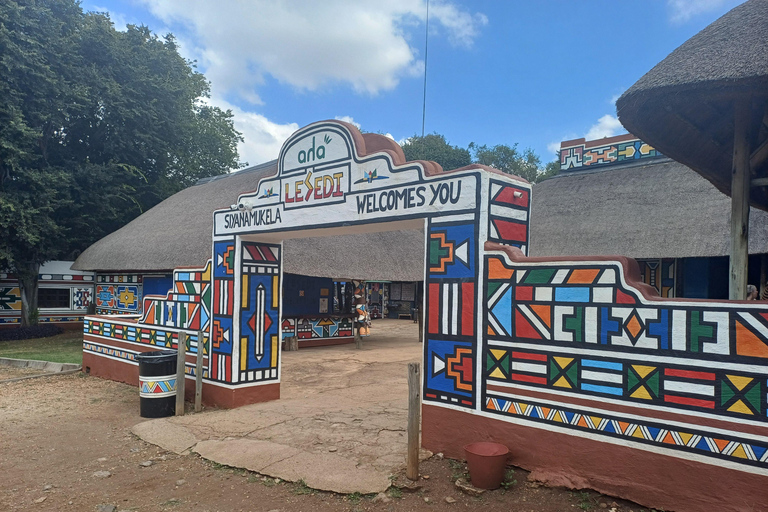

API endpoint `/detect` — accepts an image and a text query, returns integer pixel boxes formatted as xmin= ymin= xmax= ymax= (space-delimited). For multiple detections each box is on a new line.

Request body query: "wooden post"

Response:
xmin=355 ymin=329 xmax=363 ymax=349
xmin=176 ymin=331 xmax=186 ymax=416
xmin=730 ymin=99 xmax=751 ymax=300
xmin=195 ymin=330 xmax=204 ymax=413
xmin=406 ymin=362 xmax=421 ymax=480
xmin=286 ymin=336 xmax=299 ymax=351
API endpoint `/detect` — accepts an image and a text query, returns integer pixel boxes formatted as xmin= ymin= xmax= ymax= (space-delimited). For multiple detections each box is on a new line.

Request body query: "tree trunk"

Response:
xmin=18 ymin=262 xmax=40 ymax=326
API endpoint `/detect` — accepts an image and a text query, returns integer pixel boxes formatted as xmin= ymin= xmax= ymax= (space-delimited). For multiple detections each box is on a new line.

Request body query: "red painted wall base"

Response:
xmin=422 ymin=404 xmax=768 ymax=512
xmin=82 ymin=351 xmax=279 ymax=409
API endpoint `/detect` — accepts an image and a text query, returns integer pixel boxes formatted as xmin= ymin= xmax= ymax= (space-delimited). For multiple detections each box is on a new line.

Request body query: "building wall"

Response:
xmin=95 ymin=274 xmax=143 ymax=315
xmin=0 ymin=261 xmax=94 ymax=326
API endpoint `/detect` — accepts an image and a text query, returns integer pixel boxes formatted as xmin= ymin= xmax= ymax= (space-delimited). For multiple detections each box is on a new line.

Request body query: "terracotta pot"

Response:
xmin=463 ymin=441 xmax=509 ymax=490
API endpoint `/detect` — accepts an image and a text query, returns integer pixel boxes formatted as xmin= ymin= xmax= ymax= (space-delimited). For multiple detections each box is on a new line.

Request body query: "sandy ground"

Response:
xmin=0 ymin=366 xmax=51 ymax=381
xmin=0 ymin=319 xmax=643 ymax=512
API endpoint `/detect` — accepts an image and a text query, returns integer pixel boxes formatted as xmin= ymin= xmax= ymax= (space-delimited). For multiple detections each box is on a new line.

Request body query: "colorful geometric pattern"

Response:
xmin=214 ymin=241 xmax=236 ymax=277
xmin=482 ymin=251 xmax=768 ymax=471
xmin=425 ymin=338 xmax=474 ymax=407
xmin=484 ymin=392 xmax=768 ymax=469
xmin=284 ymin=316 xmax=354 ymax=340
xmin=212 ymin=239 xmax=236 ymax=381
xmin=83 ymin=341 xmax=138 ymax=362
xmin=72 ymin=288 xmax=92 ymax=310
xmin=560 ymin=136 xmax=662 ymax=171
xmin=239 ymin=242 xmax=281 ymax=383
xmin=96 ymin=285 xmax=117 ymax=309
xmin=83 ymin=319 xmax=206 ymax=355
xmin=483 ymin=347 xmax=767 ymax=419
xmin=428 ymin=223 xmax=475 ymax=279
xmin=484 ymin=256 xmax=768 ymax=361
xmin=487 ymin=180 xmax=530 ymax=254
xmin=638 ymin=259 xmax=676 ymax=298
xmin=139 ymin=375 xmax=177 ymax=398
xmin=141 ymin=262 xmax=212 ymax=333
xmin=0 ymin=287 xmax=22 ymax=310
xmin=116 ymin=285 xmax=140 ymax=311
xmin=98 ymin=274 xmax=142 ymax=283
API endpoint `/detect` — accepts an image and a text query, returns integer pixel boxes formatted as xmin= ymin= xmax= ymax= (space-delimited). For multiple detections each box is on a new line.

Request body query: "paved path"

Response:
xmin=133 ymin=319 xmax=427 ymax=494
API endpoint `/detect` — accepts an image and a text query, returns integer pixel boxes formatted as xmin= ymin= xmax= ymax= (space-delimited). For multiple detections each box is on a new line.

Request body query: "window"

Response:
xmin=38 ymin=288 xmax=71 ymax=309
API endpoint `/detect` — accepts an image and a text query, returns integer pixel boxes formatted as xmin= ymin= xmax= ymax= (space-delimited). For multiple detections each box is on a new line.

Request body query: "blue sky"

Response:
xmin=80 ymin=0 xmax=744 ymax=168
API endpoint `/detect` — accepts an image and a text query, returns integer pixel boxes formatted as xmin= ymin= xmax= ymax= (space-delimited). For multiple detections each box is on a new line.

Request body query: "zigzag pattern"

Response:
xmin=485 ymin=395 xmax=768 ymax=466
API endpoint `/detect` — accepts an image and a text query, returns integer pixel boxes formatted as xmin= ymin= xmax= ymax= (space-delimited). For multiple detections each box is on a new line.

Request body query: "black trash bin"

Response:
xmin=137 ymin=350 xmax=177 ymax=418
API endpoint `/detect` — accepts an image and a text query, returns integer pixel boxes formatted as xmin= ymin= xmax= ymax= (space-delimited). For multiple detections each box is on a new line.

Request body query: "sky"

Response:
xmin=79 ymin=0 xmax=745 ymax=169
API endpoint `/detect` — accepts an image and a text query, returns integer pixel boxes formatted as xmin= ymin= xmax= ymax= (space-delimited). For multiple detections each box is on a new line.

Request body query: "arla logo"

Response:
xmin=298 ymin=135 xmax=332 ymax=164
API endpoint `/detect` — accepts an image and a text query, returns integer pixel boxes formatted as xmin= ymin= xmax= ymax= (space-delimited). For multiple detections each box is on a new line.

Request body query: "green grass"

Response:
xmin=0 ymin=332 xmax=83 ymax=364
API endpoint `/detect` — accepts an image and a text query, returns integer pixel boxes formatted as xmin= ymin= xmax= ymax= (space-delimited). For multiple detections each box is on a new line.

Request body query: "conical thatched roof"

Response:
xmin=530 ymin=158 xmax=768 ymax=258
xmin=617 ymin=0 xmax=768 ymax=208
xmin=72 ymin=160 xmax=426 ymax=281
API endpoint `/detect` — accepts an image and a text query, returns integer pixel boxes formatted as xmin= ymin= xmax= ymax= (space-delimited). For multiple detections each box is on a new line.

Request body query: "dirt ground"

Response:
xmin=0 ymin=323 xmax=648 ymax=512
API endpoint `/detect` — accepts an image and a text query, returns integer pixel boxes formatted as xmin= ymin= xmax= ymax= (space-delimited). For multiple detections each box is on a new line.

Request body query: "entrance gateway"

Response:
xmin=84 ymin=120 xmax=768 ymax=512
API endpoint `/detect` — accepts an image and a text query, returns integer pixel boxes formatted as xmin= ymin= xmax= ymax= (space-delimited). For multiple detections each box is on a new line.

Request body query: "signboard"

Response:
xmin=213 ymin=122 xmax=480 ymax=237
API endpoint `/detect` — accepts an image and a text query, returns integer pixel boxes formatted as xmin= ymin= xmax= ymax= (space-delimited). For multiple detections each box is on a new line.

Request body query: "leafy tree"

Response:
xmin=0 ymin=0 xmax=243 ymax=325
xmin=538 ymin=152 xmax=561 ymax=182
xmin=470 ymin=142 xmax=546 ymax=183
xmin=401 ymin=134 xmax=472 ymax=171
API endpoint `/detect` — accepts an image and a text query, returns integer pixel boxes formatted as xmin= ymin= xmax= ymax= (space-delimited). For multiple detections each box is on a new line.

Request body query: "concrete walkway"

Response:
xmin=132 ymin=320 xmax=427 ymax=494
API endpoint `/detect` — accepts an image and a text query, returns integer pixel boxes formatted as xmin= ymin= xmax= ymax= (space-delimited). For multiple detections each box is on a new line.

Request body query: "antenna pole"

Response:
xmin=421 ymin=0 xmax=429 ymax=138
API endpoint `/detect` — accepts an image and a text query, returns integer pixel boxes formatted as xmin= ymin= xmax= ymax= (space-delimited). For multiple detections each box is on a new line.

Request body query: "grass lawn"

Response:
xmin=0 ymin=331 xmax=83 ymax=364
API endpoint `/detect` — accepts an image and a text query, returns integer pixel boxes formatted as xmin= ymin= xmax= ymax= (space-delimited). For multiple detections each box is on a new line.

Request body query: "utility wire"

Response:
xmin=421 ymin=0 xmax=429 ymax=138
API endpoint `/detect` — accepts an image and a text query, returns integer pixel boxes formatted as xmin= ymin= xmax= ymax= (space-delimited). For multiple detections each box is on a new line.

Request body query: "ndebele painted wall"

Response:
xmin=83 ymin=120 xmax=768 ymax=511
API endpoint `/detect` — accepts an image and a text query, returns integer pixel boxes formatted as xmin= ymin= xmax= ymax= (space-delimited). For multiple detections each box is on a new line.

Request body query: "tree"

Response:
xmin=401 ymin=134 xmax=472 ymax=171
xmin=470 ymin=142 xmax=548 ymax=183
xmin=0 ymin=0 xmax=243 ymax=325
xmin=538 ymin=152 xmax=561 ymax=182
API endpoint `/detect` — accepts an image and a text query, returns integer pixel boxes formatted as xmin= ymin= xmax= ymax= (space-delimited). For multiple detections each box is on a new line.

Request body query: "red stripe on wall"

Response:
xmin=664 ymin=395 xmax=715 ymax=409
xmin=512 ymin=351 xmax=548 ymax=362
xmin=428 ymin=283 xmax=439 ymax=334
xmin=461 ymin=282 xmax=474 ymax=337
xmin=493 ymin=219 xmax=528 ymax=242
xmin=664 ymin=368 xmax=716 ymax=381
xmin=494 ymin=186 xmax=529 ymax=208
xmin=511 ymin=373 xmax=547 ymax=385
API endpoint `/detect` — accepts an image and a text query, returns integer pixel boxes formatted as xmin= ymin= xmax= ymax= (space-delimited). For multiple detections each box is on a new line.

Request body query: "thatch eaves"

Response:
xmin=72 ymin=160 xmax=426 ymax=281
xmin=617 ymin=0 xmax=768 ymax=209
xmin=530 ymin=158 xmax=768 ymax=259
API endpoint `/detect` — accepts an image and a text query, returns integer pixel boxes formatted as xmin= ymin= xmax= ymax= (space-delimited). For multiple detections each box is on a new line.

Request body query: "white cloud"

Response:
xmin=139 ymin=0 xmax=487 ymax=102
xmin=547 ymin=141 xmax=562 ymax=156
xmin=211 ymin=98 xmax=298 ymax=168
xmin=585 ymin=114 xmax=624 ymax=140
xmin=666 ymin=0 xmax=729 ymax=23
xmin=334 ymin=116 xmax=361 ymax=129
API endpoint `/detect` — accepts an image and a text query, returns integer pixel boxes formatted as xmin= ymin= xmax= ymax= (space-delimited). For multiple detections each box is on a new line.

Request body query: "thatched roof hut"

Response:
xmin=616 ymin=0 xmax=768 ymax=208
xmin=530 ymin=157 xmax=768 ymax=258
xmin=72 ymin=160 xmax=426 ymax=282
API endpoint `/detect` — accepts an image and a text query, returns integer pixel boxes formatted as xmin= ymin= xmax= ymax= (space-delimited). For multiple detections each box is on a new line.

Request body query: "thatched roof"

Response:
xmin=530 ymin=158 xmax=768 ymax=258
xmin=72 ymin=160 xmax=426 ymax=281
xmin=617 ymin=0 xmax=768 ymax=209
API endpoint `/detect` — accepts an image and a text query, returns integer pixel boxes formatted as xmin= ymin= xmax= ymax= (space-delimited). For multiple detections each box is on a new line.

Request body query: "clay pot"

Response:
xmin=463 ymin=442 xmax=509 ymax=490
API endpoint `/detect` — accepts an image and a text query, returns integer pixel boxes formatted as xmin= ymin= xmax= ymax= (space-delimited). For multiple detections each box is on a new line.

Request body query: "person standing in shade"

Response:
xmin=747 ymin=284 xmax=759 ymax=300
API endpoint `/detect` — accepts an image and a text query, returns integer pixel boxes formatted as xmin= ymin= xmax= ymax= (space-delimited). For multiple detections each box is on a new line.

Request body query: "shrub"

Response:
xmin=0 ymin=324 xmax=64 ymax=342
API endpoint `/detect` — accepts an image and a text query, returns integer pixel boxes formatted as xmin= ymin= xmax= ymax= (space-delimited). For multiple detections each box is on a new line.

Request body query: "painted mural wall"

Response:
xmin=83 ymin=120 xmax=768 ymax=510
xmin=0 ymin=261 xmax=94 ymax=325
xmin=559 ymin=134 xmax=662 ymax=171
xmin=95 ymin=274 xmax=143 ymax=315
